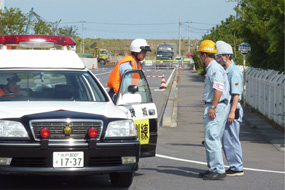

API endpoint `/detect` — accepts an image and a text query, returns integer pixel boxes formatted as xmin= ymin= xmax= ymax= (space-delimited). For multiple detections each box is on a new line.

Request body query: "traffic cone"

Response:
xmin=92 ymin=64 xmax=96 ymax=69
xmin=193 ymin=64 xmax=196 ymax=71
xmin=160 ymin=75 xmax=167 ymax=89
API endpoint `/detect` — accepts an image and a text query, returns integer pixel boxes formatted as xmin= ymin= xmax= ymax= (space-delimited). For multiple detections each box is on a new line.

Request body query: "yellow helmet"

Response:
xmin=198 ymin=40 xmax=217 ymax=54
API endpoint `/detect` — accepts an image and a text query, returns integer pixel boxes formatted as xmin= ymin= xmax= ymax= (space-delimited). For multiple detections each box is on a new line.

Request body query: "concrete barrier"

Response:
xmin=80 ymin=58 xmax=98 ymax=70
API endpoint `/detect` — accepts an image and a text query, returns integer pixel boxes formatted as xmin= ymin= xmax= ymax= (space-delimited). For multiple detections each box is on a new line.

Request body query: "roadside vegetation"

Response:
xmin=194 ymin=0 xmax=284 ymax=72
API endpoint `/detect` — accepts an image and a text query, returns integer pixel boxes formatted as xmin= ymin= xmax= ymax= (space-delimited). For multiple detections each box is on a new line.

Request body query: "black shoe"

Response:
xmin=226 ymin=169 xmax=244 ymax=176
xmin=198 ymin=170 xmax=210 ymax=178
xmin=203 ymin=171 xmax=226 ymax=180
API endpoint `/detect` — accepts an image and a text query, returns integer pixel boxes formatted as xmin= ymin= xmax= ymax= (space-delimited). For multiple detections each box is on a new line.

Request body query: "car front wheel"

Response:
xmin=109 ymin=172 xmax=134 ymax=187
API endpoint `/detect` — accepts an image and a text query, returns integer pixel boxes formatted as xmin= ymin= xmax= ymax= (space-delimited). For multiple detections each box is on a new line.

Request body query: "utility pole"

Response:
xmin=178 ymin=16 xmax=181 ymax=57
xmin=0 ymin=0 xmax=4 ymax=11
xmin=188 ymin=21 xmax=191 ymax=53
xmin=226 ymin=0 xmax=241 ymax=19
xmin=80 ymin=21 xmax=86 ymax=54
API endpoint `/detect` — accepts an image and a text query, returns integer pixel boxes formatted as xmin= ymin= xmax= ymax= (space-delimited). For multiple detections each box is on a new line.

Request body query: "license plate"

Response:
xmin=53 ymin=152 xmax=84 ymax=168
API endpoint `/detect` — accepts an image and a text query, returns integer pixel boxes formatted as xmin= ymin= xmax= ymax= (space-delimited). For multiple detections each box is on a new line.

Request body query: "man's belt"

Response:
xmin=204 ymin=100 xmax=227 ymax=105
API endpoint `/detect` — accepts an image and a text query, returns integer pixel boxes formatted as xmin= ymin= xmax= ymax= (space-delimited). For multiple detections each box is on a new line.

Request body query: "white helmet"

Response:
xmin=130 ymin=39 xmax=152 ymax=53
xmin=216 ymin=40 xmax=226 ymax=49
xmin=216 ymin=42 xmax=233 ymax=55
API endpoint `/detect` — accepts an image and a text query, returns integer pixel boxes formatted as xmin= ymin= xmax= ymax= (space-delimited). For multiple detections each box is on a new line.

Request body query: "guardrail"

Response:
xmin=143 ymin=60 xmax=193 ymax=69
xmin=237 ymin=66 xmax=285 ymax=127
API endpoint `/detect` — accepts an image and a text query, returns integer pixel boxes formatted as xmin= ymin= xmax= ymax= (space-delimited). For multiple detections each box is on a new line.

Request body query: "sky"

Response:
xmin=4 ymin=0 xmax=238 ymax=40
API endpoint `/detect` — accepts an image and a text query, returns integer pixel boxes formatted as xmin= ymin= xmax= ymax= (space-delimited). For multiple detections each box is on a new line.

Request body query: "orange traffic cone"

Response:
xmin=160 ymin=75 xmax=167 ymax=89
xmin=193 ymin=64 xmax=196 ymax=71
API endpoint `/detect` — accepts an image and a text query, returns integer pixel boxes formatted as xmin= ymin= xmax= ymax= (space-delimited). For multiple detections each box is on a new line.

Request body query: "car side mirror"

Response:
xmin=128 ymin=85 xmax=138 ymax=94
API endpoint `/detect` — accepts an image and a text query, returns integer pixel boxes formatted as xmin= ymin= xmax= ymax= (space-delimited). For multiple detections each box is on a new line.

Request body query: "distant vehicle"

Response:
xmin=94 ymin=48 xmax=110 ymax=65
xmin=156 ymin=43 xmax=177 ymax=68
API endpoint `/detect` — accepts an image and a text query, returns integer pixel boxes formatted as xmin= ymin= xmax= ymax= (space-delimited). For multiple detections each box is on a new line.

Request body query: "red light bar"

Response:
xmin=0 ymin=35 xmax=76 ymax=46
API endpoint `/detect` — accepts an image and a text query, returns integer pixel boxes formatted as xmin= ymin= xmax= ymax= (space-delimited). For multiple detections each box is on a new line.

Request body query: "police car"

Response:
xmin=0 ymin=35 xmax=157 ymax=188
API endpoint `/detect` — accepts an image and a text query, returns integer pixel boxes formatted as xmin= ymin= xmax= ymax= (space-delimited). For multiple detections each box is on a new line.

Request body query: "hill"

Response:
xmin=76 ymin=38 xmax=200 ymax=60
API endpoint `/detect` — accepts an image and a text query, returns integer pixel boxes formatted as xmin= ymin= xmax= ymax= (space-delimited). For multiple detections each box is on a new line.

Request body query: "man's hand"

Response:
xmin=209 ymin=107 xmax=216 ymax=120
xmin=228 ymin=111 xmax=235 ymax=123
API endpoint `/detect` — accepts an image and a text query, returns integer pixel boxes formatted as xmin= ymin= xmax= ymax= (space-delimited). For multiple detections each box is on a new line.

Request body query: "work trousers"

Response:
xmin=203 ymin=102 xmax=230 ymax=174
xmin=222 ymin=102 xmax=243 ymax=171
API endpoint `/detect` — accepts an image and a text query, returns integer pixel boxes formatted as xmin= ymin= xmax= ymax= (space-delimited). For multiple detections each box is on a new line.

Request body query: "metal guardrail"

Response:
xmin=143 ymin=60 xmax=192 ymax=69
xmin=237 ymin=66 xmax=285 ymax=127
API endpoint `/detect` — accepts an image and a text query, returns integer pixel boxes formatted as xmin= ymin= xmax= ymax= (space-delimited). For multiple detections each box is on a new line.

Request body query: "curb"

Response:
xmin=243 ymin=112 xmax=285 ymax=152
xmin=162 ymin=69 xmax=179 ymax=127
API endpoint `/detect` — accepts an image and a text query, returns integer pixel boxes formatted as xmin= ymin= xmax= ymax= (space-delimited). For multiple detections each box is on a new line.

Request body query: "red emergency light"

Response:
xmin=88 ymin=127 xmax=98 ymax=138
xmin=0 ymin=35 xmax=76 ymax=48
xmin=40 ymin=128 xmax=50 ymax=139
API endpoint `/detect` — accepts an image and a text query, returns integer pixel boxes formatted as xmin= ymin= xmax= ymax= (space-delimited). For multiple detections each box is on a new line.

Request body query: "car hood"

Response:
xmin=0 ymin=101 xmax=127 ymax=119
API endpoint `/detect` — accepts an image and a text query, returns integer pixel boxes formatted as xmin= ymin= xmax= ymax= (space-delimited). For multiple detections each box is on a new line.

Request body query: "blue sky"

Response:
xmin=5 ymin=0 xmax=238 ymax=39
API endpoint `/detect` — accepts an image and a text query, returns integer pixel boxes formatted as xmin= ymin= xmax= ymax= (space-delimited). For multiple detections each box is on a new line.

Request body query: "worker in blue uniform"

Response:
xmin=198 ymin=40 xmax=230 ymax=180
xmin=216 ymin=41 xmax=244 ymax=176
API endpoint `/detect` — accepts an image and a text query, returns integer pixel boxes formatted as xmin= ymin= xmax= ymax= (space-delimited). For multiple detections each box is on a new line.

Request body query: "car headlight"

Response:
xmin=0 ymin=120 xmax=28 ymax=137
xmin=105 ymin=120 xmax=137 ymax=137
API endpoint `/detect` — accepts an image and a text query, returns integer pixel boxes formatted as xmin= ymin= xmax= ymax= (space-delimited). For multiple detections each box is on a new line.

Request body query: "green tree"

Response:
xmin=201 ymin=0 xmax=284 ymax=71
xmin=238 ymin=0 xmax=284 ymax=71
xmin=34 ymin=20 xmax=53 ymax=35
xmin=0 ymin=8 xmax=27 ymax=35
xmin=58 ymin=26 xmax=78 ymax=38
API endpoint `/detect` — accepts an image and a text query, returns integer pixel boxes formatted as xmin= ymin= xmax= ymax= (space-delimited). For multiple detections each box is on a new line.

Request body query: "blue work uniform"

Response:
xmin=203 ymin=60 xmax=230 ymax=174
xmin=222 ymin=61 xmax=244 ymax=172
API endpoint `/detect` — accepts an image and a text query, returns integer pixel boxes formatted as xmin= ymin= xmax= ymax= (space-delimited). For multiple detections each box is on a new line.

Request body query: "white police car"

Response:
xmin=0 ymin=35 xmax=157 ymax=188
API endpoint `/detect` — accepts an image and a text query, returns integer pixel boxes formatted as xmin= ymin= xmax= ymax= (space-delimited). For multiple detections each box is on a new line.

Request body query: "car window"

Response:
xmin=119 ymin=70 xmax=153 ymax=103
xmin=0 ymin=71 xmax=107 ymax=102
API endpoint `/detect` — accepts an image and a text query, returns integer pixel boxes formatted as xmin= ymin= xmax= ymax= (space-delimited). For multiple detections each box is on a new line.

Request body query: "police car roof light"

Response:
xmin=0 ymin=35 xmax=76 ymax=48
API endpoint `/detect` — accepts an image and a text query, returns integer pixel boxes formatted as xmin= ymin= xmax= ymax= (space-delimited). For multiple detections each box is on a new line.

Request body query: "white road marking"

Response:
xmin=156 ymin=154 xmax=285 ymax=174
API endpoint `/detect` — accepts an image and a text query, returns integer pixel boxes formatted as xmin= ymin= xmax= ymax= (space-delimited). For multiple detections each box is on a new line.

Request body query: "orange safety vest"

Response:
xmin=107 ymin=55 xmax=141 ymax=94
xmin=0 ymin=86 xmax=21 ymax=97
xmin=0 ymin=88 xmax=5 ymax=97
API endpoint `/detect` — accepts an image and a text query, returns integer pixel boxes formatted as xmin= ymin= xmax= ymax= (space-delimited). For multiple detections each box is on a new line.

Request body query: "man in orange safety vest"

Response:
xmin=107 ymin=39 xmax=151 ymax=103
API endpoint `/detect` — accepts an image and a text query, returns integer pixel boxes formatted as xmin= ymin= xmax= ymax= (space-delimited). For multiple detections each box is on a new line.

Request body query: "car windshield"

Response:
xmin=157 ymin=51 xmax=173 ymax=57
xmin=100 ymin=50 xmax=108 ymax=55
xmin=0 ymin=71 xmax=107 ymax=102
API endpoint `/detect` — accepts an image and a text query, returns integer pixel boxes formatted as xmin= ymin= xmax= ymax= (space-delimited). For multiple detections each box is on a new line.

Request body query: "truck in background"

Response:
xmin=93 ymin=48 xmax=110 ymax=65
xmin=156 ymin=43 xmax=177 ymax=68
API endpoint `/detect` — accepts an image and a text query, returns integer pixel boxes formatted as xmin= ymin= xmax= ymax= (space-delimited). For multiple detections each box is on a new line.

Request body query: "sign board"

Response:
xmin=144 ymin=60 xmax=153 ymax=67
xmin=239 ymin=42 xmax=251 ymax=55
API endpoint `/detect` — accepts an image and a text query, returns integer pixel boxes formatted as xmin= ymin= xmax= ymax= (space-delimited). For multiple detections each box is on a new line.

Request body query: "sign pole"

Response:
xmin=238 ymin=42 xmax=251 ymax=108
xmin=243 ymin=54 xmax=246 ymax=107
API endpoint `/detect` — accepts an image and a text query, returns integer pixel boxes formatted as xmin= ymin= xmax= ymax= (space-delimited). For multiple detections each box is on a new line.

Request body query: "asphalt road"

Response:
xmin=1 ymin=66 xmax=284 ymax=190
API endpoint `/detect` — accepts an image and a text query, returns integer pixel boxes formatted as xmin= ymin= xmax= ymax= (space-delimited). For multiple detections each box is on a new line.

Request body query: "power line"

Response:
xmin=59 ymin=21 xmax=218 ymax=26
xmin=60 ymin=21 xmax=178 ymax=26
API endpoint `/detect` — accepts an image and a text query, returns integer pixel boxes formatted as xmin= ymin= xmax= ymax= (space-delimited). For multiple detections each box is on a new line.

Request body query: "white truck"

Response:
xmin=156 ymin=43 xmax=177 ymax=68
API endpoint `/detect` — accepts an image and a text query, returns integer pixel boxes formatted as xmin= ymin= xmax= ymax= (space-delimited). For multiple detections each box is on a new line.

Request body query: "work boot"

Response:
xmin=226 ymin=169 xmax=244 ymax=176
xmin=202 ymin=171 xmax=226 ymax=180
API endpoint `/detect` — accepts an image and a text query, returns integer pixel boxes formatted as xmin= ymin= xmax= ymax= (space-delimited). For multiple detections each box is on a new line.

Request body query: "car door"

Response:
xmin=116 ymin=69 xmax=157 ymax=158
